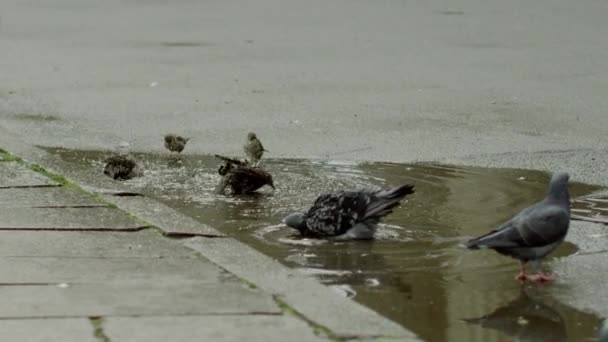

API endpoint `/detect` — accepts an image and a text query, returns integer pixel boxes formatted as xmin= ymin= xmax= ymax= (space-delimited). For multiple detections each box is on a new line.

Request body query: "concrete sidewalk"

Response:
xmin=0 ymin=146 xmax=418 ymax=341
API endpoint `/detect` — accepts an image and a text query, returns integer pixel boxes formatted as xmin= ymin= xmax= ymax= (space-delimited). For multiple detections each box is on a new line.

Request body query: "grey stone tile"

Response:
xmin=0 ymin=230 xmax=195 ymax=258
xmin=0 ymin=207 xmax=147 ymax=230
xmin=104 ymin=195 xmax=224 ymax=237
xmin=0 ymin=162 xmax=58 ymax=188
xmin=0 ymin=282 xmax=279 ymax=318
xmin=104 ymin=315 xmax=325 ymax=342
xmin=0 ymin=318 xmax=95 ymax=342
xmin=0 ymin=187 xmax=105 ymax=208
xmin=0 ymin=257 xmax=227 ymax=285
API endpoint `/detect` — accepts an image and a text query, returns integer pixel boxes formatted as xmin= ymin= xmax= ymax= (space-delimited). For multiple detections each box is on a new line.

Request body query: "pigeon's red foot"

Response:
xmin=527 ymin=272 xmax=555 ymax=282
xmin=515 ymin=272 xmax=528 ymax=281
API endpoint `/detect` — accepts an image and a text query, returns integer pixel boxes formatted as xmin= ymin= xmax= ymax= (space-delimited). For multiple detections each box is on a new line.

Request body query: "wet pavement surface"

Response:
xmin=46 ymin=148 xmax=606 ymax=341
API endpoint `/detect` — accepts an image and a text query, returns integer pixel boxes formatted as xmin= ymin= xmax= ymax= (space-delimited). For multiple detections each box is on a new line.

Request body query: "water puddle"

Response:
xmin=44 ymin=148 xmax=604 ymax=341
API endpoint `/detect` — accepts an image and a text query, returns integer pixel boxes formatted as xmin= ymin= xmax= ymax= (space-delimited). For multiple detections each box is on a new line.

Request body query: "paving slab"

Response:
xmin=565 ymin=220 xmax=608 ymax=255
xmin=552 ymin=253 xmax=608 ymax=318
xmin=0 ymin=207 xmax=147 ymax=230
xmin=0 ymin=282 xmax=279 ymax=318
xmin=0 ymin=187 xmax=106 ymax=208
xmin=185 ymin=238 xmax=419 ymax=340
xmin=546 ymin=220 xmax=608 ymax=318
xmin=104 ymin=315 xmax=324 ymax=342
xmin=0 ymin=162 xmax=58 ymax=188
xmin=0 ymin=230 xmax=196 ymax=258
xmin=0 ymin=318 xmax=95 ymax=342
xmin=0 ymin=257 xmax=227 ymax=285
xmin=103 ymin=195 xmax=225 ymax=237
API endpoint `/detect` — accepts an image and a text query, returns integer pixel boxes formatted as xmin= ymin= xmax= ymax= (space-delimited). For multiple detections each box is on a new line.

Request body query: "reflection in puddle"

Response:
xmin=464 ymin=291 xmax=567 ymax=342
xmin=44 ymin=148 xmax=604 ymax=342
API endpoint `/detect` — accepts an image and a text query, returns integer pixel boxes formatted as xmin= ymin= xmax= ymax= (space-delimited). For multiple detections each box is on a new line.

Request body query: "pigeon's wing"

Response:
xmin=466 ymin=204 xmax=568 ymax=249
xmin=363 ymin=184 xmax=415 ymax=221
xmin=304 ymin=192 xmax=369 ymax=236
xmin=515 ymin=204 xmax=570 ymax=247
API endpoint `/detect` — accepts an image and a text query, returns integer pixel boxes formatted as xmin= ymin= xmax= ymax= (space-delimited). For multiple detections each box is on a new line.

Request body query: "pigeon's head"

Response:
xmin=247 ymin=132 xmax=257 ymax=141
xmin=547 ymin=172 xmax=570 ymax=202
xmin=164 ymin=135 xmax=174 ymax=143
xmin=284 ymin=212 xmax=306 ymax=232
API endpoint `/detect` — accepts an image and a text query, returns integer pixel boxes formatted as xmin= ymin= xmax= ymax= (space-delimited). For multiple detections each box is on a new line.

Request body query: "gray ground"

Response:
xmin=1 ymin=0 xmax=607 ymax=339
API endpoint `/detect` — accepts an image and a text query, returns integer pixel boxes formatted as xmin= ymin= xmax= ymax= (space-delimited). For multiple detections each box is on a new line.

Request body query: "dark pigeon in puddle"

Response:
xmin=164 ymin=134 xmax=190 ymax=153
xmin=103 ymin=155 xmax=142 ymax=180
xmin=243 ymin=132 xmax=268 ymax=166
xmin=465 ymin=172 xmax=570 ymax=282
xmin=284 ymin=184 xmax=415 ymax=240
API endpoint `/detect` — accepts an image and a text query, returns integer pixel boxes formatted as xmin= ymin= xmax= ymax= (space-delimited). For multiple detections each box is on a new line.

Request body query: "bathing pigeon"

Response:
xmin=243 ymin=132 xmax=267 ymax=166
xmin=465 ymin=172 xmax=570 ymax=282
xmin=164 ymin=134 xmax=190 ymax=153
xmin=284 ymin=184 xmax=415 ymax=240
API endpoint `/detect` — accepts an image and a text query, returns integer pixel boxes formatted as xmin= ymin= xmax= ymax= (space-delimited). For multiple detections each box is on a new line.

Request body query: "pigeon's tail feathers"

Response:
xmin=364 ymin=184 xmax=415 ymax=219
xmin=464 ymin=226 xmax=520 ymax=250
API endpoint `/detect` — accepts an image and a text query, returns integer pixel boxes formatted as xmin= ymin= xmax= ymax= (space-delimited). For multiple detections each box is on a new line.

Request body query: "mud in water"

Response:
xmin=45 ymin=148 xmax=605 ymax=342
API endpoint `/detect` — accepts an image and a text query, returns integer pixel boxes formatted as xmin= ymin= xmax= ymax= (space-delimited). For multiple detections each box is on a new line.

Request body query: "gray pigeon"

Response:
xmin=243 ymin=132 xmax=267 ymax=166
xmin=465 ymin=172 xmax=570 ymax=282
xmin=284 ymin=184 xmax=415 ymax=240
xmin=164 ymin=134 xmax=190 ymax=153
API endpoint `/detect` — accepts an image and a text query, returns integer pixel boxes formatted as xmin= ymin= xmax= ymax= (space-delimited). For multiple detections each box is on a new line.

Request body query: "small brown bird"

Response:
xmin=243 ymin=132 xmax=268 ymax=166
xmin=103 ymin=155 xmax=142 ymax=180
xmin=215 ymin=165 xmax=274 ymax=195
xmin=164 ymin=134 xmax=190 ymax=153
xmin=214 ymin=154 xmax=249 ymax=176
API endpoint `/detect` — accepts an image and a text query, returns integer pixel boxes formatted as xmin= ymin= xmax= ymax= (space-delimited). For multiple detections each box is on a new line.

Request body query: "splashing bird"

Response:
xmin=284 ymin=184 xmax=415 ymax=240
xmin=464 ymin=172 xmax=571 ymax=282
xmin=164 ymin=134 xmax=190 ymax=153
xmin=243 ymin=132 xmax=267 ymax=166
xmin=214 ymin=154 xmax=274 ymax=195
xmin=216 ymin=166 xmax=274 ymax=195
xmin=103 ymin=155 xmax=142 ymax=180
